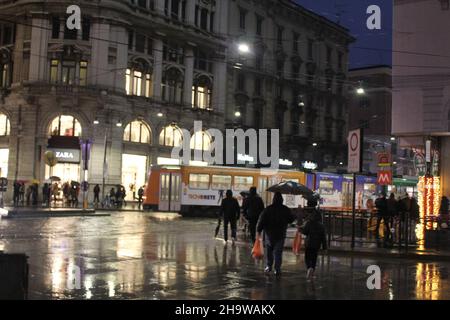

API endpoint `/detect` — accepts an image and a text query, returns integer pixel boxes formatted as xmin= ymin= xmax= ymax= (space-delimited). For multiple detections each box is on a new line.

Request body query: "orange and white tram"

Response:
xmin=143 ymin=165 xmax=306 ymax=216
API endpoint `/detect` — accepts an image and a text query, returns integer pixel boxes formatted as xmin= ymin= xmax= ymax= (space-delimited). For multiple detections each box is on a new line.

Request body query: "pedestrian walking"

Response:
xmin=52 ymin=183 xmax=59 ymax=204
xmin=31 ymin=183 xmax=38 ymax=206
xmin=25 ymin=185 xmax=32 ymax=206
xmin=137 ymin=186 xmax=144 ymax=209
xmin=13 ymin=181 xmax=20 ymax=206
xmin=299 ymin=198 xmax=327 ymax=279
xmin=375 ymin=192 xmax=390 ymax=240
xmin=219 ymin=190 xmax=240 ymax=245
xmin=110 ymin=187 xmax=116 ymax=207
xmin=256 ymin=192 xmax=295 ymax=276
xmin=19 ymin=183 xmax=25 ymax=205
xmin=42 ymin=183 xmax=50 ymax=207
xmin=93 ymin=184 xmax=100 ymax=206
xmin=242 ymin=187 xmax=265 ymax=243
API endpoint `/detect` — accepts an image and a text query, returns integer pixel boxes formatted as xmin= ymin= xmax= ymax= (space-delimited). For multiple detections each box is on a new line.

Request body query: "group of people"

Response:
xmin=372 ymin=192 xmax=420 ymax=245
xmin=99 ymin=184 xmax=144 ymax=208
xmin=13 ymin=181 xmax=39 ymax=206
xmin=219 ymin=187 xmax=327 ymax=279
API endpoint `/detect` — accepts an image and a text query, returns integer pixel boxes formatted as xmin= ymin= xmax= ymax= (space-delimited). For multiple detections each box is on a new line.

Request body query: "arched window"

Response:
xmin=192 ymin=75 xmax=212 ymax=110
xmin=159 ymin=125 xmax=183 ymax=147
xmin=123 ymin=120 xmax=151 ymax=144
xmin=190 ymin=131 xmax=211 ymax=151
xmin=49 ymin=115 xmax=81 ymax=137
xmin=162 ymin=67 xmax=184 ymax=104
xmin=0 ymin=113 xmax=10 ymax=136
xmin=125 ymin=59 xmax=153 ymax=98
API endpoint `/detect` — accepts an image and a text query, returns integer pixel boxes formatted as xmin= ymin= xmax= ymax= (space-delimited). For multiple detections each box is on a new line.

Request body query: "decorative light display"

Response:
xmin=417 ymin=176 xmax=441 ymax=240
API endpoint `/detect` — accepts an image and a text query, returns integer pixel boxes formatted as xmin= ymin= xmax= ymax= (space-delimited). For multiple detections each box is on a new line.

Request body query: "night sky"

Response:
xmin=296 ymin=0 xmax=392 ymax=69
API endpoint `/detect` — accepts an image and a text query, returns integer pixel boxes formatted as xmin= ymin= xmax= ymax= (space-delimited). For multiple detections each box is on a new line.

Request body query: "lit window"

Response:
xmin=123 ymin=120 xmax=151 ymax=144
xmin=233 ymin=176 xmax=254 ymax=191
xmin=211 ymin=175 xmax=232 ymax=190
xmin=0 ymin=113 xmax=10 ymax=136
xmin=126 ymin=69 xmax=131 ymax=95
xmin=189 ymin=173 xmax=210 ymax=189
xmin=159 ymin=125 xmax=183 ymax=147
xmin=61 ymin=60 xmax=76 ymax=85
xmin=79 ymin=61 xmax=88 ymax=86
xmin=50 ymin=60 xmax=59 ymax=84
xmin=133 ymin=71 xmax=142 ymax=96
xmin=49 ymin=115 xmax=81 ymax=137
xmin=190 ymin=131 xmax=211 ymax=151
xmin=145 ymin=74 xmax=153 ymax=98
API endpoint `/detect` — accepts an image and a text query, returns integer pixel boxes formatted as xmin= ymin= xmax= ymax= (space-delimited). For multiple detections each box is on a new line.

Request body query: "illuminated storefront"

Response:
xmin=46 ymin=115 xmax=82 ymax=184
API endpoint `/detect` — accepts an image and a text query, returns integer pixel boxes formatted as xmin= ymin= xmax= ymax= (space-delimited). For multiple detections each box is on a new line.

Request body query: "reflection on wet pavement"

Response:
xmin=1 ymin=211 xmax=450 ymax=300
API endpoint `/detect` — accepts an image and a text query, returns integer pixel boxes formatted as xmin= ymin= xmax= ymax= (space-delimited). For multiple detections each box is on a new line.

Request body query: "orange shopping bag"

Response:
xmin=252 ymin=237 xmax=264 ymax=259
xmin=292 ymin=231 xmax=302 ymax=255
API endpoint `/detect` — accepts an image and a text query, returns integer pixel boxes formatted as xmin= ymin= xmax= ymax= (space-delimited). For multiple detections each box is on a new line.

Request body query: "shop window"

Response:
xmin=49 ymin=115 xmax=82 ymax=137
xmin=0 ymin=148 xmax=8 ymax=178
xmin=211 ymin=175 xmax=232 ymax=190
xmin=0 ymin=113 xmax=10 ymax=136
xmin=233 ymin=176 xmax=253 ymax=191
xmin=123 ymin=120 xmax=151 ymax=144
xmin=189 ymin=173 xmax=209 ymax=189
xmin=159 ymin=125 xmax=183 ymax=147
xmin=190 ymin=131 xmax=211 ymax=151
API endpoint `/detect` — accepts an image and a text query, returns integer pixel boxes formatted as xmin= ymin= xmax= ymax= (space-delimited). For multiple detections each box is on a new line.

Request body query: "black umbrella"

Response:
xmin=266 ymin=181 xmax=313 ymax=198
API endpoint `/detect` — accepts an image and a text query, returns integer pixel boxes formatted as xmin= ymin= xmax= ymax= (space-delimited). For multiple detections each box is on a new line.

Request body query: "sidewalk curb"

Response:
xmin=328 ymin=248 xmax=450 ymax=262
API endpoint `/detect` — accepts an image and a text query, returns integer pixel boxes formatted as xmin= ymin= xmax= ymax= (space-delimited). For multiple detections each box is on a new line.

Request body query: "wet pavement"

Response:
xmin=0 ymin=211 xmax=449 ymax=300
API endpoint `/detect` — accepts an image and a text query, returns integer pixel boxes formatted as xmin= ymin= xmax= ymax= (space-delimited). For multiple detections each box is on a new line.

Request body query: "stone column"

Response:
xmin=183 ymin=46 xmax=194 ymax=108
xmin=90 ymin=21 xmax=111 ymax=88
xmin=153 ymin=39 xmax=164 ymax=100
xmin=155 ymin=0 xmax=165 ymax=14
xmin=186 ymin=0 xmax=196 ymax=25
xmin=29 ymin=15 xmax=50 ymax=82
xmin=214 ymin=0 xmax=228 ymax=34
xmin=114 ymin=25 xmax=128 ymax=93
xmin=212 ymin=58 xmax=227 ymax=114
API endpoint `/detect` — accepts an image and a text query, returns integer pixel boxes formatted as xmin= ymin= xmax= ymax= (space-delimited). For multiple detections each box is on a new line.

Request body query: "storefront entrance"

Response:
xmin=0 ymin=148 xmax=8 ymax=178
xmin=122 ymin=154 xmax=148 ymax=201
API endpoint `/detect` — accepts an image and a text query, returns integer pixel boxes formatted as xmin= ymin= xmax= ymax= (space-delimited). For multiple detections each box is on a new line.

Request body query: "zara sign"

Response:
xmin=48 ymin=148 xmax=80 ymax=164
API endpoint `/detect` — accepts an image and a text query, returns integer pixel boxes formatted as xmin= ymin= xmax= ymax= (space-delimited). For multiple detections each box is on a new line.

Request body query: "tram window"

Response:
xmin=211 ymin=175 xmax=232 ymax=190
xmin=189 ymin=173 xmax=210 ymax=189
xmin=234 ymin=176 xmax=254 ymax=191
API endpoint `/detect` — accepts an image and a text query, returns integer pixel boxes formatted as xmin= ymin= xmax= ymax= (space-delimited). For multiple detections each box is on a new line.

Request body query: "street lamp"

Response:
xmin=93 ymin=118 xmax=99 ymax=125
xmin=116 ymin=120 xmax=123 ymax=127
xmin=157 ymin=112 xmax=164 ymax=118
xmin=356 ymin=81 xmax=365 ymax=95
xmin=234 ymin=111 xmax=241 ymax=118
xmin=312 ymin=142 xmax=318 ymax=147
xmin=238 ymin=43 xmax=250 ymax=53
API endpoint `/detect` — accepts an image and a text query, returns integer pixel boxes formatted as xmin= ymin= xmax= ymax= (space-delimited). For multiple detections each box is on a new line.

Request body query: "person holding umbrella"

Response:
xmin=256 ymin=192 xmax=295 ymax=276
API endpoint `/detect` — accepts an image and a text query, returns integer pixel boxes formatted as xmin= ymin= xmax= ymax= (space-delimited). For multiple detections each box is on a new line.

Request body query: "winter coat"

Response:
xmin=242 ymin=195 xmax=265 ymax=222
xmin=300 ymin=212 xmax=327 ymax=250
xmin=375 ymin=197 xmax=388 ymax=217
xmin=220 ymin=197 xmax=240 ymax=220
xmin=256 ymin=204 xmax=295 ymax=242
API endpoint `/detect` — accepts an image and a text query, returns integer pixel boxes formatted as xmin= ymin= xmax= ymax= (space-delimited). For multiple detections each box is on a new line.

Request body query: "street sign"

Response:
xmin=347 ymin=129 xmax=362 ymax=173
xmin=377 ymin=170 xmax=392 ymax=186
xmin=377 ymin=152 xmax=391 ymax=167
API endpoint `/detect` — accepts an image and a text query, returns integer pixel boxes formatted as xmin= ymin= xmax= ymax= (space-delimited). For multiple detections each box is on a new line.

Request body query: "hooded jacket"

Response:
xmin=300 ymin=211 xmax=327 ymax=250
xmin=256 ymin=194 xmax=295 ymax=242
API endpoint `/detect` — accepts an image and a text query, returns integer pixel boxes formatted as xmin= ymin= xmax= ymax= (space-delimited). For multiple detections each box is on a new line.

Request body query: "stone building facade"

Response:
xmin=0 ymin=0 xmax=353 ymax=203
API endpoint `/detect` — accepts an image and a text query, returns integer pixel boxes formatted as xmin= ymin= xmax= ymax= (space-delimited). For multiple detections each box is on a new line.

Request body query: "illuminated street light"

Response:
xmin=390 ymin=137 xmax=396 ymax=141
xmin=157 ymin=112 xmax=164 ymax=117
xmin=312 ymin=142 xmax=318 ymax=147
xmin=116 ymin=120 xmax=122 ymax=127
xmin=93 ymin=118 xmax=99 ymax=125
xmin=356 ymin=81 xmax=365 ymax=95
xmin=238 ymin=43 xmax=250 ymax=53
xmin=235 ymin=111 xmax=241 ymax=117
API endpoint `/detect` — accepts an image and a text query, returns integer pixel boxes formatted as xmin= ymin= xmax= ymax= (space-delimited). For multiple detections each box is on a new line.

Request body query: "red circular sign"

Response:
xmin=350 ymin=132 xmax=359 ymax=152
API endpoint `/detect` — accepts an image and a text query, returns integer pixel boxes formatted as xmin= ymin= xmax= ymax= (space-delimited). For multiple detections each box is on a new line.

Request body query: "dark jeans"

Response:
xmin=223 ymin=217 xmax=237 ymax=242
xmin=265 ymin=238 xmax=285 ymax=272
xmin=375 ymin=216 xmax=391 ymax=238
xmin=305 ymin=247 xmax=319 ymax=269
xmin=94 ymin=193 xmax=100 ymax=203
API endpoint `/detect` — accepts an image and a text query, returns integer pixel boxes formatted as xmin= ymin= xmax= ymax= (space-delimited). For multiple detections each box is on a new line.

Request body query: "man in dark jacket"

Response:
xmin=242 ymin=187 xmax=265 ymax=243
xmin=220 ymin=190 xmax=240 ymax=245
xmin=300 ymin=200 xmax=327 ymax=279
xmin=375 ymin=192 xmax=390 ymax=239
xmin=256 ymin=192 xmax=295 ymax=276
